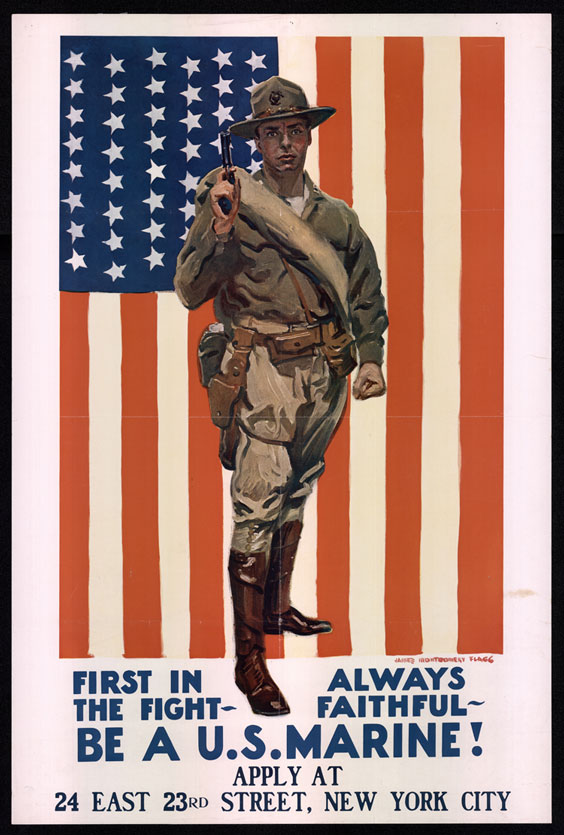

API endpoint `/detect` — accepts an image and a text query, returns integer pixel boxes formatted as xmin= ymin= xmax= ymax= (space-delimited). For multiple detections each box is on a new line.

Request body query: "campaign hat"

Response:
xmin=229 ymin=76 xmax=336 ymax=139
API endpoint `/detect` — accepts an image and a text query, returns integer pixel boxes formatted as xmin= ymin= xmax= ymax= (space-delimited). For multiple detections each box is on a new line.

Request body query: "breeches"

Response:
xmin=228 ymin=344 xmax=347 ymax=552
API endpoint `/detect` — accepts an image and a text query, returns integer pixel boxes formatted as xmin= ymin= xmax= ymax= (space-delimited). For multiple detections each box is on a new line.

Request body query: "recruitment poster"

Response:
xmin=12 ymin=13 xmax=551 ymax=824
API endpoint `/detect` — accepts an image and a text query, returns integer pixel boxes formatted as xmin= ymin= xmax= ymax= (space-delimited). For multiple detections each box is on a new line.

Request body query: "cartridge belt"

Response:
xmin=231 ymin=321 xmax=327 ymax=362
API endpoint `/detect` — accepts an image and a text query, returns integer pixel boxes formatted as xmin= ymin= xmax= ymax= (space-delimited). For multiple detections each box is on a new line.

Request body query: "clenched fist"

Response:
xmin=352 ymin=362 xmax=387 ymax=400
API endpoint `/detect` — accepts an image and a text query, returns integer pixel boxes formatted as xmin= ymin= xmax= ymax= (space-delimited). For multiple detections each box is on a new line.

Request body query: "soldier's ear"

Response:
xmin=254 ymin=130 xmax=263 ymax=155
xmin=307 ymin=128 xmax=312 ymax=147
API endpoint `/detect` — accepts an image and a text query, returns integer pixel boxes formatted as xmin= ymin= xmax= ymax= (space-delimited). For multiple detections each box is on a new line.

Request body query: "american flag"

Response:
xmin=59 ymin=35 xmax=504 ymax=660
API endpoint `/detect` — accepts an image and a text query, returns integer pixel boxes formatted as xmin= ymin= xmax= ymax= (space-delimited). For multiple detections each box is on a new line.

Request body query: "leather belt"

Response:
xmin=231 ymin=322 xmax=328 ymax=361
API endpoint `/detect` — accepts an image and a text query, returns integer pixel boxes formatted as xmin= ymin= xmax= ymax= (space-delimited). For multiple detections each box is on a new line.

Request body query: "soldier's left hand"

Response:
xmin=352 ymin=362 xmax=387 ymax=399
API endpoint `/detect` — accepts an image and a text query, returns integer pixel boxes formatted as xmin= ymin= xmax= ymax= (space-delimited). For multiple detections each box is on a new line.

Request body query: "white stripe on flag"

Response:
xmin=88 ymin=293 xmax=124 ymax=657
xmin=277 ymin=34 xmax=320 ymax=659
xmin=278 ymin=36 xmax=320 ymax=185
xmin=420 ymin=37 xmax=461 ymax=652
xmin=157 ymin=292 xmax=190 ymax=657
xmin=285 ymin=484 xmax=319 ymax=658
xmin=349 ymin=36 xmax=387 ymax=656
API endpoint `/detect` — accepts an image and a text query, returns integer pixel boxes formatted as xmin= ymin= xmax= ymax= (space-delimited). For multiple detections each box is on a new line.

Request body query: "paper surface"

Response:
xmin=12 ymin=13 xmax=551 ymax=824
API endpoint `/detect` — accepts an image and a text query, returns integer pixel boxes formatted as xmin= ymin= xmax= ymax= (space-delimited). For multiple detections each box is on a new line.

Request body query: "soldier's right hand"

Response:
xmin=211 ymin=167 xmax=241 ymax=236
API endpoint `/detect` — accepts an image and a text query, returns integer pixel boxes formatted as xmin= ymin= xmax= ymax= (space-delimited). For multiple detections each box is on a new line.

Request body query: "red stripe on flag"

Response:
xmin=60 ymin=292 xmax=91 ymax=657
xmin=316 ymin=36 xmax=353 ymax=658
xmin=384 ymin=38 xmax=424 ymax=655
xmin=121 ymin=294 xmax=162 ymax=657
xmin=188 ymin=303 xmax=225 ymax=658
xmin=458 ymin=38 xmax=504 ymax=653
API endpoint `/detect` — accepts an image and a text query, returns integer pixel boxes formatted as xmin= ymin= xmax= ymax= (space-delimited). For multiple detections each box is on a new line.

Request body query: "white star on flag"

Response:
xmin=63 ymin=161 xmax=83 ymax=180
xmin=145 ymin=247 xmax=165 ymax=270
xmin=247 ymin=139 xmax=258 ymax=151
xmin=61 ymin=191 xmax=83 ymax=212
xmin=212 ymin=48 xmax=232 ymax=70
xmin=179 ymin=200 xmax=195 ymax=222
xmin=63 ymin=133 xmax=83 ymax=156
xmin=180 ymin=227 xmax=190 ymax=241
xmin=145 ymin=104 xmax=165 ymax=126
xmin=213 ymin=102 xmax=233 ymax=126
xmin=104 ymin=85 xmax=126 ymax=105
xmin=103 ymin=230 xmax=123 ymax=251
xmin=142 ymin=219 xmax=165 ymax=241
xmin=213 ymin=76 xmax=233 ymax=97
xmin=103 ymin=112 xmax=125 ymax=133
xmin=245 ymin=51 xmax=266 ymax=71
xmin=181 ymin=56 xmax=200 ymax=75
xmin=179 ymin=171 xmax=199 ymax=192
xmin=245 ymin=81 xmax=259 ymax=94
xmin=103 ymin=201 xmax=123 ymax=225
xmin=180 ymin=86 xmax=201 ymax=106
xmin=209 ymin=136 xmax=222 ymax=154
xmin=146 ymin=77 xmax=166 ymax=95
xmin=104 ymin=262 xmax=126 ymax=282
xmin=66 ymin=106 xmax=83 ymax=126
xmin=67 ymin=221 xmax=84 ymax=242
xmin=64 ymin=51 xmax=85 ymax=71
xmin=103 ymin=171 xmax=123 ymax=191
xmin=144 ymin=131 xmax=165 ymax=153
xmin=65 ymin=250 xmax=86 ymax=270
xmin=105 ymin=55 xmax=125 ymax=77
xmin=248 ymin=157 xmax=262 ymax=174
xmin=102 ymin=140 xmax=124 ymax=164
xmin=143 ymin=190 xmax=164 ymax=213
xmin=146 ymin=160 xmax=166 ymax=182
xmin=181 ymin=139 xmax=201 ymax=162
xmin=65 ymin=78 xmax=83 ymax=97
xmin=147 ymin=48 xmax=166 ymax=68
xmin=180 ymin=112 xmax=201 ymax=132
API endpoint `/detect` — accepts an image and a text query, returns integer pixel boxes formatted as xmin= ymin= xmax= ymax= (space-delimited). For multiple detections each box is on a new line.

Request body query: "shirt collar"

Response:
xmin=253 ymin=167 xmax=323 ymax=205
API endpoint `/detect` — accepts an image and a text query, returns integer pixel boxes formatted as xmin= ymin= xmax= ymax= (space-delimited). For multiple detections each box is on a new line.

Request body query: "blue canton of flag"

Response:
xmin=60 ymin=36 xmax=278 ymax=292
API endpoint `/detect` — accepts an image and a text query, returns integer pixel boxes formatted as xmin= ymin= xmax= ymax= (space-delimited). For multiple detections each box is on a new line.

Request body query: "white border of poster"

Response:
xmin=12 ymin=13 xmax=551 ymax=824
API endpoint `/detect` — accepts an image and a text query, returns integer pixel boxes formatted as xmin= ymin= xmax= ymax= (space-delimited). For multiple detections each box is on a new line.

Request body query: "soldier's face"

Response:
xmin=255 ymin=118 xmax=311 ymax=176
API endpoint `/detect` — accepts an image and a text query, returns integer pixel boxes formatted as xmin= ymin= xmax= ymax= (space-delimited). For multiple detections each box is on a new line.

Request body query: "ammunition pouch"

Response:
xmin=257 ymin=327 xmax=320 ymax=366
xmin=320 ymin=320 xmax=357 ymax=378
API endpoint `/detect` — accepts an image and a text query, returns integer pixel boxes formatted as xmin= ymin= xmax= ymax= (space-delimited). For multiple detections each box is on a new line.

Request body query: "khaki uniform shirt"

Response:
xmin=175 ymin=169 xmax=388 ymax=365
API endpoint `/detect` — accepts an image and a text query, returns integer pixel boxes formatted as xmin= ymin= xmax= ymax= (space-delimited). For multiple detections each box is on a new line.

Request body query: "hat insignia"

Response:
xmin=269 ymin=90 xmax=283 ymax=105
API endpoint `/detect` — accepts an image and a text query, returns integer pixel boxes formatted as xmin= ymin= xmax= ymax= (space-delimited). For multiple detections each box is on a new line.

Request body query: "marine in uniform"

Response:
xmin=174 ymin=77 xmax=388 ymax=716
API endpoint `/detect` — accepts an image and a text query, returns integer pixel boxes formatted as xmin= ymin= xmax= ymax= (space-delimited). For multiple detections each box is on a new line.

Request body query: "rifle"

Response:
xmin=217 ymin=131 xmax=235 ymax=215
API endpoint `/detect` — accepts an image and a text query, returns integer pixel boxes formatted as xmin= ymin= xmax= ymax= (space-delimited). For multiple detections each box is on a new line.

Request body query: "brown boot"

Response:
xmin=264 ymin=521 xmax=332 ymax=636
xmin=229 ymin=549 xmax=289 ymax=716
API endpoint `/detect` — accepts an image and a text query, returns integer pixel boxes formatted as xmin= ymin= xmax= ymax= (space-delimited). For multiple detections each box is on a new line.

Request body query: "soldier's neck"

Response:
xmin=262 ymin=166 xmax=305 ymax=198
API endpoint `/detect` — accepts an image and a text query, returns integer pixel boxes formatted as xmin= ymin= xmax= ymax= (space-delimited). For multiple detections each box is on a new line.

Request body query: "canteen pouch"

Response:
xmin=198 ymin=324 xmax=229 ymax=388
xmin=320 ymin=321 xmax=357 ymax=378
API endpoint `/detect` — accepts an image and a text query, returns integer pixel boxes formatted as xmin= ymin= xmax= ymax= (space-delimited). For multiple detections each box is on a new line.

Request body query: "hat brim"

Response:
xmin=229 ymin=106 xmax=336 ymax=139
